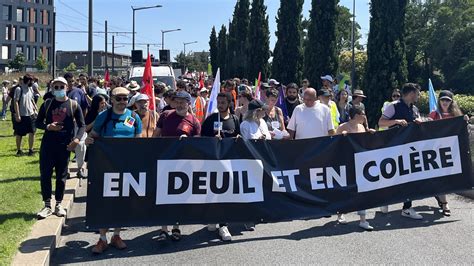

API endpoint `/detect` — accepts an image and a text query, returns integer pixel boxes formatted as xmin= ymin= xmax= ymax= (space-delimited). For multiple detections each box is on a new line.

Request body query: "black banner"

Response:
xmin=86 ymin=117 xmax=473 ymax=229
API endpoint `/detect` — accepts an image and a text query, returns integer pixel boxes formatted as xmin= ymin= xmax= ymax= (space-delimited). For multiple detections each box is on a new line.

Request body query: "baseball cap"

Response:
xmin=261 ymin=82 xmax=271 ymax=89
xmin=439 ymin=90 xmax=453 ymax=101
xmin=318 ymin=89 xmax=331 ymax=97
xmin=268 ymin=79 xmax=280 ymax=85
xmin=200 ymin=88 xmax=209 ymax=93
xmin=135 ymin=93 xmax=150 ymax=102
xmin=173 ymin=91 xmax=192 ymax=102
xmin=248 ymin=99 xmax=269 ymax=111
xmin=320 ymin=75 xmax=334 ymax=83
xmin=51 ymin=77 xmax=68 ymax=85
xmin=111 ymin=87 xmax=130 ymax=96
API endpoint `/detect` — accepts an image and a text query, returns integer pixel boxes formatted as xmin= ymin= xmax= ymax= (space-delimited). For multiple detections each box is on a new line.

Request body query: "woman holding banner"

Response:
xmin=428 ymin=90 xmax=469 ymax=216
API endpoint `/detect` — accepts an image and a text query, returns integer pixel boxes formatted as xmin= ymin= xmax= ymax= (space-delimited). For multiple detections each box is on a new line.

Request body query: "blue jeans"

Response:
xmin=1 ymin=99 xmax=7 ymax=118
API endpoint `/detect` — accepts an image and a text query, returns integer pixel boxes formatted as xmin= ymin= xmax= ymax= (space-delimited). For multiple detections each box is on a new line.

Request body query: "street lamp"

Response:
xmin=132 ymin=4 xmax=162 ymax=51
xmin=350 ymin=0 xmax=356 ymax=90
xmin=161 ymin=28 xmax=181 ymax=50
xmin=183 ymin=41 xmax=197 ymax=71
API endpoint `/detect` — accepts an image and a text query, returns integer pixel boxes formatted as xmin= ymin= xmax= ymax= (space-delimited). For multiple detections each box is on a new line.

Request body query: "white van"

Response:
xmin=128 ymin=64 xmax=176 ymax=90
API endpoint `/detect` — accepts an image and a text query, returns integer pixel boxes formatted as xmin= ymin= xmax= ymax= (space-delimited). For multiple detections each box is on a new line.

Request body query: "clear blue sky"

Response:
xmin=55 ymin=0 xmax=370 ymax=59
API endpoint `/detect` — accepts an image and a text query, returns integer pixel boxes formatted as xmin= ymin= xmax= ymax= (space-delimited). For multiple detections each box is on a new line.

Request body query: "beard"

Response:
xmin=287 ymin=95 xmax=297 ymax=101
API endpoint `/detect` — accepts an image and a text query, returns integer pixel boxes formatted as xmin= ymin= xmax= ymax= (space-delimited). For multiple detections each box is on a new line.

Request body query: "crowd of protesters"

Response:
xmin=1 ymin=70 xmax=469 ymax=254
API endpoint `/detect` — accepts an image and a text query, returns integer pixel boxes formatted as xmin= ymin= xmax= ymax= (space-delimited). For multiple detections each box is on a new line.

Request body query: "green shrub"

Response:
xmin=418 ymin=91 xmax=474 ymax=116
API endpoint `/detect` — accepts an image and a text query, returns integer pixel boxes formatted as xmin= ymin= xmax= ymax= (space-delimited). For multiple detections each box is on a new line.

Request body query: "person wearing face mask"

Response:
xmin=35 ymin=77 xmax=85 ymax=219
xmin=12 ymin=74 xmax=38 ymax=156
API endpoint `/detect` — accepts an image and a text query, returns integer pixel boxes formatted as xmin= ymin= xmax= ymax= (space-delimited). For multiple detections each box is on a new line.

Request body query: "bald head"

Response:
xmin=303 ymin=88 xmax=317 ymax=107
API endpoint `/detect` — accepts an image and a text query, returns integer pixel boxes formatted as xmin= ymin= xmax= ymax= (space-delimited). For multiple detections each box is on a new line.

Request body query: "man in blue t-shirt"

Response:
xmin=85 ymin=86 xmax=142 ymax=254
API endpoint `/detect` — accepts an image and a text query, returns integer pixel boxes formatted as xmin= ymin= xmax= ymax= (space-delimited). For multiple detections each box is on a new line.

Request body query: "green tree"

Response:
xmin=304 ymin=0 xmax=339 ymax=89
xmin=272 ymin=0 xmax=304 ymax=84
xmin=335 ymin=5 xmax=362 ymax=54
xmin=209 ymin=26 xmax=218 ymax=77
xmin=363 ymin=0 xmax=408 ymax=126
xmin=35 ymin=52 xmax=48 ymax=71
xmin=247 ymin=0 xmax=271 ymax=81
xmin=217 ymin=25 xmax=228 ymax=79
xmin=8 ymin=52 xmax=26 ymax=71
xmin=63 ymin=62 xmax=77 ymax=72
xmin=339 ymin=50 xmax=366 ymax=89
xmin=427 ymin=1 xmax=474 ymax=93
xmin=227 ymin=0 xmax=250 ymax=78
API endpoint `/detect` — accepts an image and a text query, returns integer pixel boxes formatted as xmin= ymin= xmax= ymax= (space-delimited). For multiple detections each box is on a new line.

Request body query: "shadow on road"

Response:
xmin=52 ymin=205 xmax=458 ymax=264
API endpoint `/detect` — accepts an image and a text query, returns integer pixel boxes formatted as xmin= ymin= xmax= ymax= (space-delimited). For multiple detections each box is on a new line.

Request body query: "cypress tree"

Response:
xmin=247 ymin=0 xmax=271 ymax=81
xmin=217 ymin=25 xmax=228 ymax=79
xmin=209 ymin=26 xmax=218 ymax=77
xmin=304 ymin=0 xmax=339 ymax=89
xmin=227 ymin=0 xmax=250 ymax=78
xmin=272 ymin=0 xmax=304 ymax=84
xmin=363 ymin=0 xmax=408 ymax=126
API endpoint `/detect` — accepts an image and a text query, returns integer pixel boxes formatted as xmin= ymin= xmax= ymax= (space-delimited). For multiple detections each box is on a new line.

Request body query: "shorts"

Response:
xmin=14 ymin=115 xmax=37 ymax=136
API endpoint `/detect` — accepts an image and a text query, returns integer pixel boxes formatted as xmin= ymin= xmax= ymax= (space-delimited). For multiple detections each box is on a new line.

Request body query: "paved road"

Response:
xmin=51 ymin=181 xmax=473 ymax=265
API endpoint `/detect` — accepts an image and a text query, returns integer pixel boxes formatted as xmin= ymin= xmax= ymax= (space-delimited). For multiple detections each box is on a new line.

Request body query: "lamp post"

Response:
xmin=183 ymin=41 xmax=197 ymax=71
xmin=350 ymin=0 xmax=356 ymax=90
xmin=161 ymin=28 xmax=181 ymax=50
xmin=132 ymin=4 xmax=162 ymax=51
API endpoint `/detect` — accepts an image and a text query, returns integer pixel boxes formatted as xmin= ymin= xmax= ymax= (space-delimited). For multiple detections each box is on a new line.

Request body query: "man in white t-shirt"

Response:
xmin=287 ymin=88 xmax=335 ymax=139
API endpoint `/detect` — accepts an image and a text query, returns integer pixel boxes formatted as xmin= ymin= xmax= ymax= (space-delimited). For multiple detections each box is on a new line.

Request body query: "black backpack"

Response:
xmin=98 ymin=108 xmax=139 ymax=136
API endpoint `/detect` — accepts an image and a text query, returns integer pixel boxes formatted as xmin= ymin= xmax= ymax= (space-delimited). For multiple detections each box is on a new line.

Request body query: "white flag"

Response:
xmin=206 ymin=68 xmax=220 ymax=118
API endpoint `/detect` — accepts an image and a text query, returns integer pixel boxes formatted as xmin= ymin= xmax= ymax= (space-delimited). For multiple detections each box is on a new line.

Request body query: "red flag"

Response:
xmin=104 ymin=68 xmax=110 ymax=88
xmin=140 ymin=53 xmax=155 ymax=111
xmin=199 ymin=73 xmax=205 ymax=89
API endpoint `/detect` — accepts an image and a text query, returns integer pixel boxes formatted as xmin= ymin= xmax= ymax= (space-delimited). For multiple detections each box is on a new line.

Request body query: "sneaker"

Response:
xmin=55 ymin=204 xmax=67 ymax=217
xmin=207 ymin=224 xmax=217 ymax=232
xmin=244 ymin=223 xmax=255 ymax=231
xmin=337 ymin=214 xmax=348 ymax=224
xmin=37 ymin=206 xmax=53 ymax=219
xmin=77 ymin=169 xmax=87 ymax=179
xmin=92 ymin=239 xmax=108 ymax=254
xmin=359 ymin=221 xmax=374 ymax=231
xmin=16 ymin=150 xmax=23 ymax=157
xmin=27 ymin=149 xmax=34 ymax=156
xmin=380 ymin=206 xmax=389 ymax=214
xmin=218 ymin=226 xmax=232 ymax=241
xmin=401 ymin=208 xmax=423 ymax=220
xmin=110 ymin=235 xmax=127 ymax=250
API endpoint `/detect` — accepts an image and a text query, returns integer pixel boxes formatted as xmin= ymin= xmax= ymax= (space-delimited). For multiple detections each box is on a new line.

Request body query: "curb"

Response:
xmin=457 ymin=189 xmax=474 ymax=200
xmin=11 ymin=166 xmax=80 ymax=266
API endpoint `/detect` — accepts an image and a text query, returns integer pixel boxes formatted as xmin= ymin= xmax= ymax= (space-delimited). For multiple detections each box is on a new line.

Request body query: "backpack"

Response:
xmin=43 ymin=98 xmax=78 ymax=124
xmin=99 ymin=108 xmax=139 ymax=136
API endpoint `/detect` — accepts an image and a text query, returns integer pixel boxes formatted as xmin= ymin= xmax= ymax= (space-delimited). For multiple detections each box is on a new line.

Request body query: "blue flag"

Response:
xmin=428 ymin=78 xmax=438 ymax=113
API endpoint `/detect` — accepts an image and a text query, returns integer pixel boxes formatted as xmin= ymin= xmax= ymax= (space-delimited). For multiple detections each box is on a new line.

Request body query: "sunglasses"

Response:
xmin=440 ymin=98 xmax=452 ymax=102
xmin=392 ymin=94 xmax=401 ymax=98
xmin=54 ymin=85 xmax=65 ymax=90
xmin=114 ymin=96 xmax=128 ymax=102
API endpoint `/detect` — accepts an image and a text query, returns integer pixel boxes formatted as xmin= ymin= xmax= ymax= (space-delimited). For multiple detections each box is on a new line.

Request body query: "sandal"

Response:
xmin=156 ymin=230 xmax=169 ymax=241
xmin=171 ymin=229 xmax=181 ymax=241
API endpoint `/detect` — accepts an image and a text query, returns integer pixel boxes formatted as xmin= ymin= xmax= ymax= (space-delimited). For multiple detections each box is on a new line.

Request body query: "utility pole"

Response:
xmin=350 ymin=0 xmax=356 ymax=90
xmin=112 ymin=35 xmax=115 ymax=73
xmin=51 ymin=10 xmax=56 ymax=78
xmin=88 ymin=0 xmax=93 ymax=76
xmin=105 ymin=20 xmax=108 ymax=70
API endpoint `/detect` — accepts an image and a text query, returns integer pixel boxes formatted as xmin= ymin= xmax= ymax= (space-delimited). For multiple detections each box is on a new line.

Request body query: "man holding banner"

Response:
xmin=85 ymin=87 xmax=143 ymax=254
xmin=378 ymin=83 xmax=424 ymax=220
